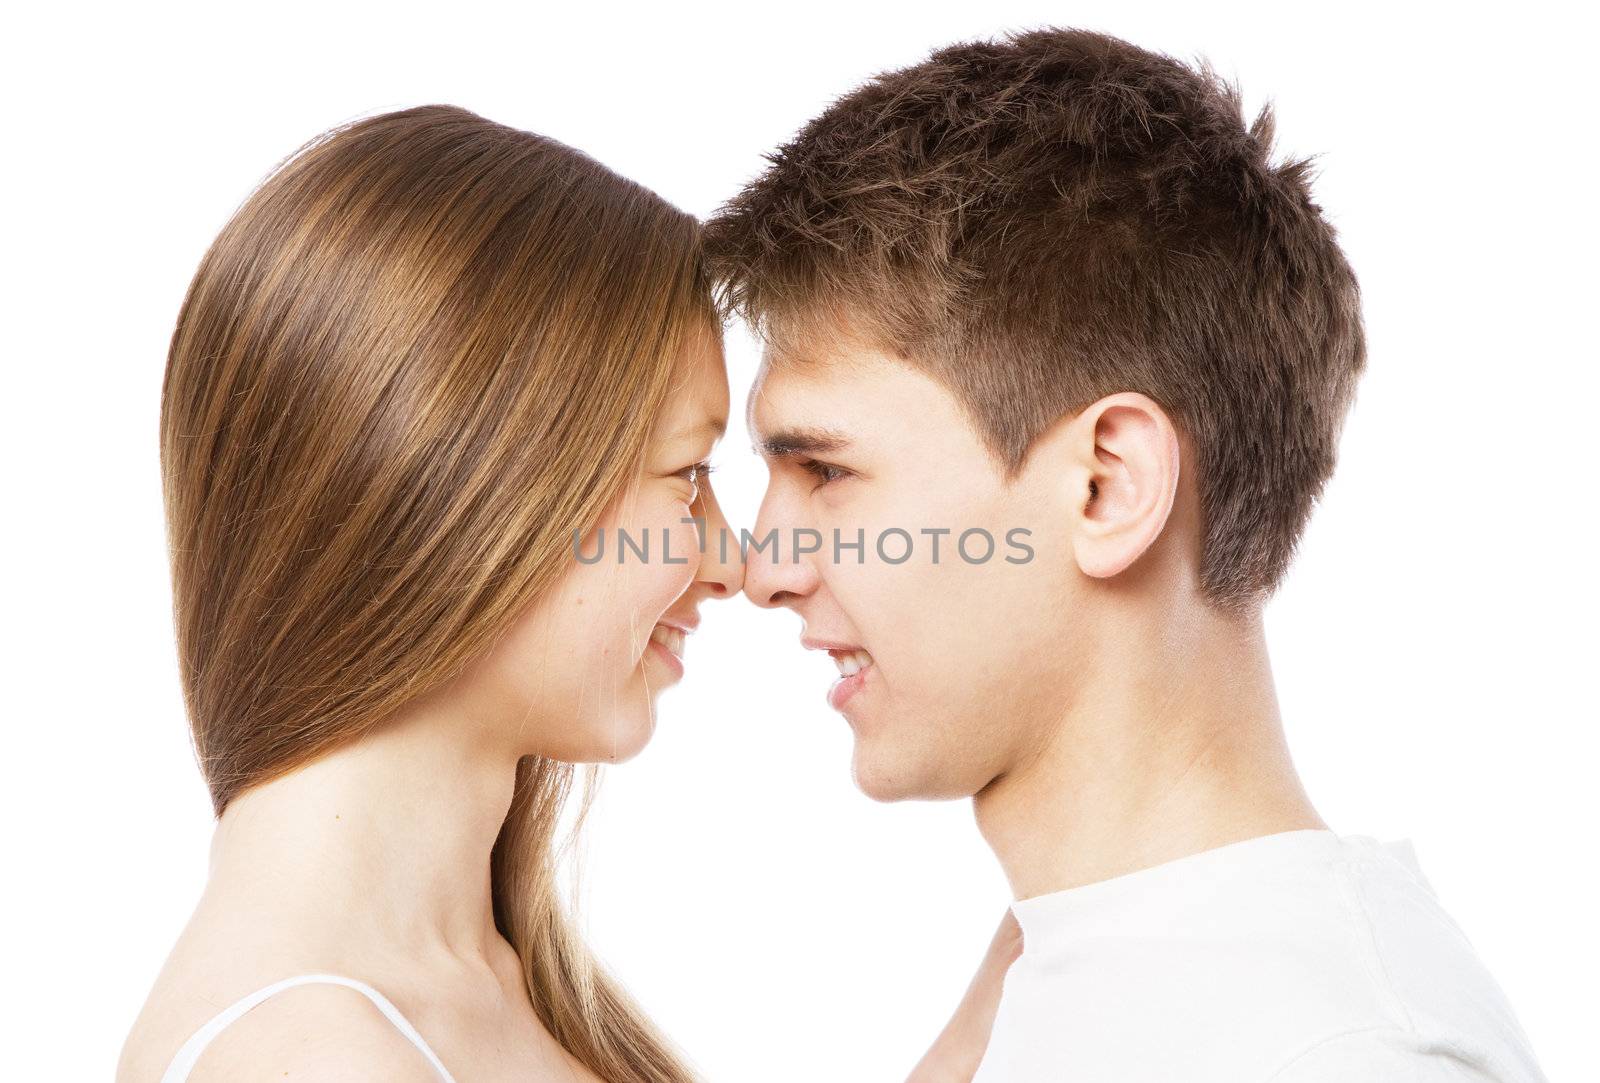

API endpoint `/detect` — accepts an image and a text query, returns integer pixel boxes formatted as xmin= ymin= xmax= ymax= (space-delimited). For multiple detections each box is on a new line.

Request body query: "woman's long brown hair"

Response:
xmin=159 ymin=104 xmax=711 ymax=1081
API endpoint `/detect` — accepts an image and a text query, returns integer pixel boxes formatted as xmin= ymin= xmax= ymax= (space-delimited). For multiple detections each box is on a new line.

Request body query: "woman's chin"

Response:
xmin=607 ymin=726 xmax=654 ymax=764
xmin=524 ymin=702 xmax=655 ymax=765
xmin=588 ymin=705 xmax=656 ymax=764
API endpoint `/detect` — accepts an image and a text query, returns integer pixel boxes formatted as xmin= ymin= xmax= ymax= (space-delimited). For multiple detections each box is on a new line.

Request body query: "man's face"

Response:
xmin=744 ymin=341 xmax=1082 ymax=801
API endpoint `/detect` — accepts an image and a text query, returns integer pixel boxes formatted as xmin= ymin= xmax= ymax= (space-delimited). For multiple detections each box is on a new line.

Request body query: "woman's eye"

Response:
xmin=674 ymin=459 xmax=714 ymax=502
xmin=799 ymin=458 xmax=850 ymax=487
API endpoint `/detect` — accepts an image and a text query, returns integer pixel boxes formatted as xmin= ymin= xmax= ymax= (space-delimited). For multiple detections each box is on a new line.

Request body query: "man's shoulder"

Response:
xmin=985 ymin=833 xmax=1548 ymax=1081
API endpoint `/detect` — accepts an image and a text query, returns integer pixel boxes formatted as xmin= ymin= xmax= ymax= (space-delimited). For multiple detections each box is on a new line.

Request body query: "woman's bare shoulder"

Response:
xmin=120 ymin=979 xmax=443 ymax=1083
xmin=116 ymin=904 xmax=442 ymax=1083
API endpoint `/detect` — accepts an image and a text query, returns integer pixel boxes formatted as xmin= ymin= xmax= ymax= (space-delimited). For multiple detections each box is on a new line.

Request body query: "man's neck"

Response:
xmin=973 ymin=605 xmax=1325 ymax=901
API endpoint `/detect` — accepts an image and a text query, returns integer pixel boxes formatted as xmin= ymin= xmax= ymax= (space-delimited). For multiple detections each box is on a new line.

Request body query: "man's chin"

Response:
xmin=850 ymin=745 xmax=941 ymax=803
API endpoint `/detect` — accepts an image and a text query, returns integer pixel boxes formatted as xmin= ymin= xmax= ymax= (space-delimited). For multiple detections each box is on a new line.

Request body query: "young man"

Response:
xmin=703 ymin=27 xmax=1548 ymax=1083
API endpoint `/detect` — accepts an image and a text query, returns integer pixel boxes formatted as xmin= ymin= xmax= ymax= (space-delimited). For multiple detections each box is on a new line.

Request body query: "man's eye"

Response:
xmin=799 ymin=458 xmax=850 ymax=487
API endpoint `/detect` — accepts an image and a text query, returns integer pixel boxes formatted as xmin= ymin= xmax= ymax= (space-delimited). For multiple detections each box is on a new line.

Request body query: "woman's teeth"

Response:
xmin=650 ymin=624 xmax=685 ymax=658
xmin=832 ymin=649 xmax=874 ymax=677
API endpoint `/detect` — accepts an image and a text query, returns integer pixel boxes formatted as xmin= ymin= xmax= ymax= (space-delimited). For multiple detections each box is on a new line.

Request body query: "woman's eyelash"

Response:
xmin=674 ymin=459 xmax=714 ymax=500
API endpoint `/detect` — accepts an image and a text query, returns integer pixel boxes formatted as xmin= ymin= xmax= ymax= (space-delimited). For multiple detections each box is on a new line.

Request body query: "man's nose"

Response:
xmin=741 ymin=492 xmax=819 ymax=609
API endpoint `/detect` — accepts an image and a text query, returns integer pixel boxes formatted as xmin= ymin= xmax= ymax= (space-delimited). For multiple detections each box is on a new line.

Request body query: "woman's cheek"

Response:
xmin=613 ymin=497 xmax=701 ymax=625
xmin=656 ymin=517 xmax=703 ymax=599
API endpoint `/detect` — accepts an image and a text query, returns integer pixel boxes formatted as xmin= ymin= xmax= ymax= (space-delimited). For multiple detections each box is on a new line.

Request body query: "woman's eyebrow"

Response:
xmin=667 ymin=416 xmax=728 ymax=442
xmin=754 ymin=426 xmax=852 ymax=458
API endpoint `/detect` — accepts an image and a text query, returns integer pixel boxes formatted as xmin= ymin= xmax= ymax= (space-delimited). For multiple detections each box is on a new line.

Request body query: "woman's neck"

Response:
xmin=205 ymin=705 xmax=521 ymax=967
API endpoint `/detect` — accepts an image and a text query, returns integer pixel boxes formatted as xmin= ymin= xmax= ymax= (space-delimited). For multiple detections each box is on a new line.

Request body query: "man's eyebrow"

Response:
xmin=754 ymin=426 xmax=852 ymax=458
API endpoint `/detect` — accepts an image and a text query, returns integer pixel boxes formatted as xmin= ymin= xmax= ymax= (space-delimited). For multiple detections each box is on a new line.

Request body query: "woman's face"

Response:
xmin=450 ymin=323 xmax=742 ymax=764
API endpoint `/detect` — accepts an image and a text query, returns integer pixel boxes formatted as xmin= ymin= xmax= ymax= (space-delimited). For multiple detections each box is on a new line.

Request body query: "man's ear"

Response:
xmin=1026 ymin=392 xmax=1182 ymax=580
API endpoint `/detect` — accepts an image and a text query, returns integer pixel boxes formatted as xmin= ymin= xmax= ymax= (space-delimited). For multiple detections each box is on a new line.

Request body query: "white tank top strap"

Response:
xmin=159 ymin=972 xmax=456 ymax=1082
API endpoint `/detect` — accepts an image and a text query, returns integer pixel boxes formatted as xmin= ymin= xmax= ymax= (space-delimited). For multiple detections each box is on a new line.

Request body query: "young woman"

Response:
xmin=117 ymin=105 xmax=743 ymax=1082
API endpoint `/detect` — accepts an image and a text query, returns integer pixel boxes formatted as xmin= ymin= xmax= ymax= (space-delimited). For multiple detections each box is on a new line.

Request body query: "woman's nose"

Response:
xmin=694 ymin=487 xmax=744 ymax=599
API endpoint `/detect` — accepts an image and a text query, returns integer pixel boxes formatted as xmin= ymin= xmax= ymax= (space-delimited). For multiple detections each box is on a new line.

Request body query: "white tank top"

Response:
xmin=159 ymin=973 xmax=456 ymax=1082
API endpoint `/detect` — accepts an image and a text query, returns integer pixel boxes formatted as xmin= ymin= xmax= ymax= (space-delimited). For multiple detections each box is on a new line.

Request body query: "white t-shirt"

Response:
xmin=970 ymin=829 xmax=1547 ymax=1082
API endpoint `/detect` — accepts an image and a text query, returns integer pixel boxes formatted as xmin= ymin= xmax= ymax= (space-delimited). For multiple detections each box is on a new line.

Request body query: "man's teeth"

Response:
xmin=650 ymin=624 xmax=685 ymax=657
xmin=833 ymin=649 xmax=874 ymax=677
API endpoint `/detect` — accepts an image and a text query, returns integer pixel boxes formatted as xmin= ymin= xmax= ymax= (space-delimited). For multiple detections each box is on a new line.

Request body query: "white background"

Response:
xmin=5 ymin=3 xmax=1594 ymax=1080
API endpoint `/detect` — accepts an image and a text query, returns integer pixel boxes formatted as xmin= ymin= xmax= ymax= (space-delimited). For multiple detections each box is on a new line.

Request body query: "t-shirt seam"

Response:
xmin=1330 ymin=848 xmax=1523 ymax=1081
xmin=1258 ymin=1023 xmax=1408 ymax=1081
xmin=1254 ymin=851 xmax=1426 ymax=1079
xmin=1335 ymin=848 xmax=1419 ymax=1031
xmin=1258 ymin=1021 xmax=1527 ymax=1082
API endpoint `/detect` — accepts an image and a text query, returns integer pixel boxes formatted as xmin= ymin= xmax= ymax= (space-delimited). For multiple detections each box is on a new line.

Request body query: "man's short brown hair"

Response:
xmin=702 ymin=27 xmax=1367 ymax=615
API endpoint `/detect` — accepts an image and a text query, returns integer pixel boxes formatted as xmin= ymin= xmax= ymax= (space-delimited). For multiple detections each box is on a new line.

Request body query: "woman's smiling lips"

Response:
xmin=646 ymin=616 xmax=697 ymax=680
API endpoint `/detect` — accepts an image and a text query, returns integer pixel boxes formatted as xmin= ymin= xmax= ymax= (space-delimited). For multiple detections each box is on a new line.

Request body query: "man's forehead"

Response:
xmin=746 ymin=349 xmax=867 ymax=444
